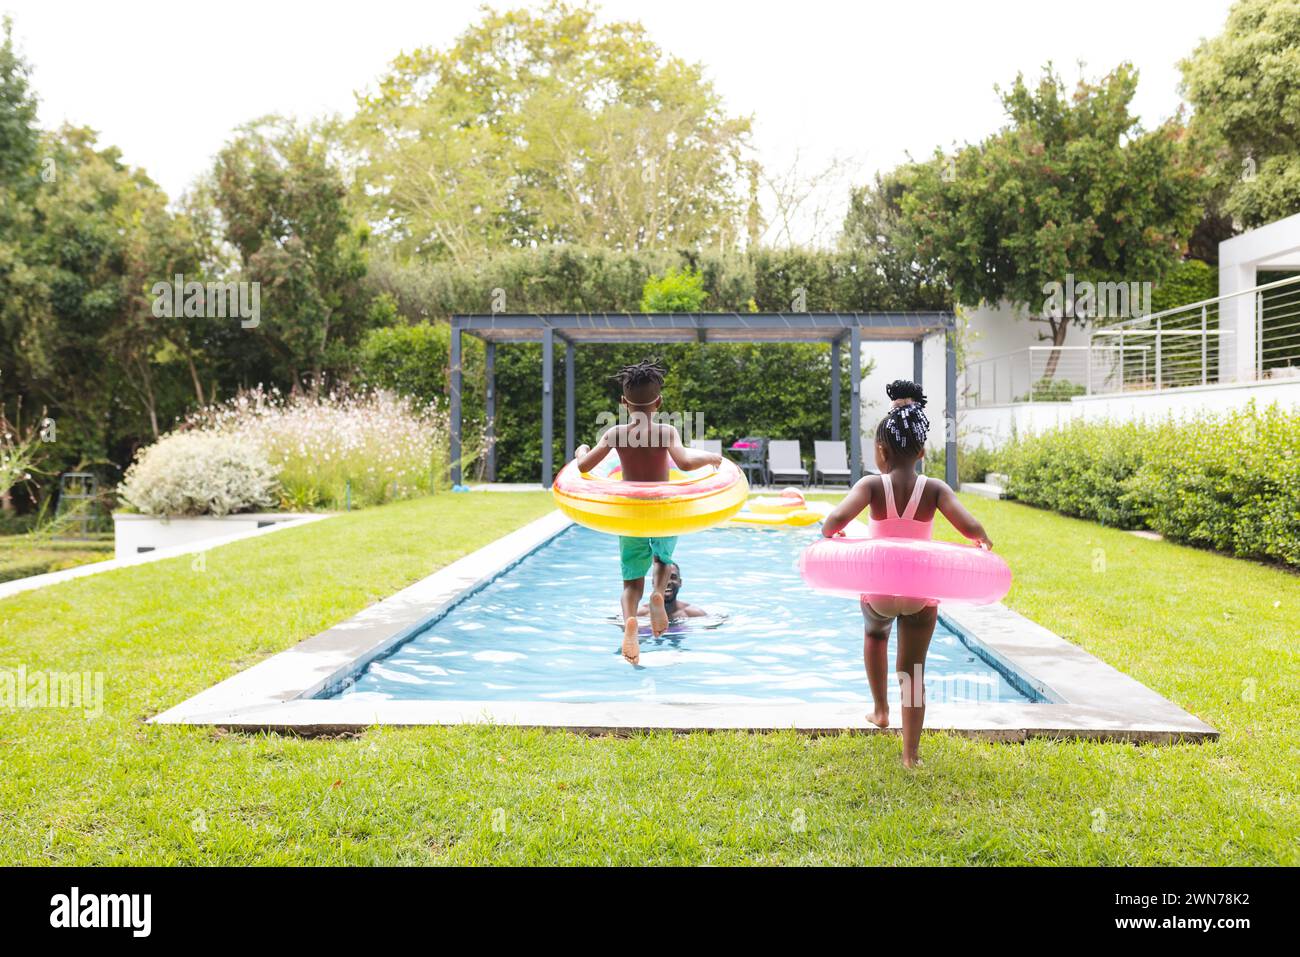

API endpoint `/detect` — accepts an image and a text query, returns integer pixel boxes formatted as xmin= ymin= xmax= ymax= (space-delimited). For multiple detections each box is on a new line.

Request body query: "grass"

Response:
xmin=1 ymin=490 xmax=1297 ymax=865
xmin=0 ymin=533 xmax=114 ymax=584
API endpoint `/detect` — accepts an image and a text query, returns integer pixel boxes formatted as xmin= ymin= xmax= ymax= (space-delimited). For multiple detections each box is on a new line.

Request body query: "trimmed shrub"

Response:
xmin=1149 ymin=259 xmax=1216 ymax=314
xmin=119 ymin=433 xmax=279 ymax=517
xmin=925 ymin=443 xmax=1004 ymax=485
xmin=1002 ymin=419 xmax=1151 ymax=528
xmin=1001 ymin=404 xmax=1300 ymax=566
xmin=1125 ymin=404 xmax=1300 ymax=566
xmin=640 ymin=268 xmax=708 ymax=313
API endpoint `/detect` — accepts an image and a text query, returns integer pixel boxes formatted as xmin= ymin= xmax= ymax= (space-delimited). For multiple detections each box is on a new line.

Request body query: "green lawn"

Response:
xmin=0 ymin=533 xmax=113 ymax=584
xmin=1 ymin=491 xmax=1296 ymax=865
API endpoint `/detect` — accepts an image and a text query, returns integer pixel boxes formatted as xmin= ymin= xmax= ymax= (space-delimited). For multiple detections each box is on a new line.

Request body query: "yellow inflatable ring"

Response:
xmin=729 ymin=508 xmax=822 ymax=527
xmin=749 ymin=488 xmax=807 ymax=513
xmin=552 ymin=452 xmax=749 ymax=536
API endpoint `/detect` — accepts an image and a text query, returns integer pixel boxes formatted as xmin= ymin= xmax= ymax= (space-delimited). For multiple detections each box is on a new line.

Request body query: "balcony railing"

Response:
xmin=960 ymin=273 xmax=1300 ymax=407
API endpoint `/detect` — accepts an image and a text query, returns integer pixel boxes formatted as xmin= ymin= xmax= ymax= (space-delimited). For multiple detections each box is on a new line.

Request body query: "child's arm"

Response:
xmin=665 ymin=426 xmax=723 ymax=471
xmin=935 ymin=481 xmax=994 ymax=549
xmin=821 ymin=476 xmax=874 ymax=538
xmin=573 ymin=428 xmax=614 ymax=473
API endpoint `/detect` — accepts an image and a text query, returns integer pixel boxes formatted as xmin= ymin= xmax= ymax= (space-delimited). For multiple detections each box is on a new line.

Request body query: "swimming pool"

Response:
xmin=332 ymin=525 xmax=1040 ymax=706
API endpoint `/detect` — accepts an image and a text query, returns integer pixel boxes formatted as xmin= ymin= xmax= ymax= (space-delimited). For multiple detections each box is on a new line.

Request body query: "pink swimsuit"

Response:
xmin=869 ymin=473 xmax=932 ymax=541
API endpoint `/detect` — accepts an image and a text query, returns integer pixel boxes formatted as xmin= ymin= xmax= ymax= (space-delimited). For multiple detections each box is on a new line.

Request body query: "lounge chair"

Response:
xmin=689 ymin=439 xmax=723 ymax=457
xmin=813 ymin=441 xmax=852 ymax=486
xmin=766 ymin=440 xmax=809 ymax=487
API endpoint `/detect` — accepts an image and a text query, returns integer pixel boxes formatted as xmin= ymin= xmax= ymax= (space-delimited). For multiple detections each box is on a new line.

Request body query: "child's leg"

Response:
xmin=646 ymin=538 xmax=677 ymax=638
xmin=621 ymin=577 xmax=645 ymax=621
xmin=860 ymin=597 xmax=894 ymax=728
xmin=618 ymin=536 xmax=653 ymax=665
xmin=647 ymin=557 xmax=672 ymax=637
xmin=895 ymin=604 xmax=938 ymax=768
xmin=621 ymin=578 xmax=645 ymax=664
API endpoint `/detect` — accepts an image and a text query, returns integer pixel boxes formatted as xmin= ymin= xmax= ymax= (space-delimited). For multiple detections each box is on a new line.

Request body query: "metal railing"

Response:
xmin=960 ymin=273 xmax=1300 ymax=406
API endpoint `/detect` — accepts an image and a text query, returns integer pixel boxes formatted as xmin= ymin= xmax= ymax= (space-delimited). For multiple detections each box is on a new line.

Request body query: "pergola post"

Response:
xmin=450 ymin=319 xmax=462 ymax=486
xmin=946 ymin=322 xmax=959 ymax=490
xmin=830 ymin=336 xmax=841 ymax=442
xmin=542 ymin=327 xmax=554 ymax=488
xmin=850 ymin=325 xmax=862 ymax=483
xmin=484 ymin=342 xmax=496 ymax=482
xmin=564 ymin=340 xmax=575 ymax=462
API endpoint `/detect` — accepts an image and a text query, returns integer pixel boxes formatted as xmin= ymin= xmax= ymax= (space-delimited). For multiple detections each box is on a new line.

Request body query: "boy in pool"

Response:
xmin=636 ymin=560 xmax=709 ymax=622
xmin=572 ymin=359 xmax=722 ymax=665
xmin=821 ymin=380 xmax=993 ymax=768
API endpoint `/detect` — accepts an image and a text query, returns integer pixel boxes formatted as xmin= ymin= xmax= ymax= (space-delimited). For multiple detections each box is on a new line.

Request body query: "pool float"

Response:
xmin=749 ymin=488 xmax=807 ymax=513
xmin=553 ymin=451 xmax=748 ymax=536
xmin=728 ymin=490 xmax=825 ymax=528
xmin=798 ymin=536 xmax=1011 ymax=605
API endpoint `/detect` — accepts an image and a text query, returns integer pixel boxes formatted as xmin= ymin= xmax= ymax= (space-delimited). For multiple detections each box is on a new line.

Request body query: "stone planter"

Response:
xmin=112 ymin=512 xmax=317 ymax=561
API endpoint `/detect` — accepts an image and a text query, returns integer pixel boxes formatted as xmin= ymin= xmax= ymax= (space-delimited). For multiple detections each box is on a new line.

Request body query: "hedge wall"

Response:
xmin=1001 ymin=405 xmax=1300 ymax=567
xmin=358 ymin=245 xmax=948 ymax=482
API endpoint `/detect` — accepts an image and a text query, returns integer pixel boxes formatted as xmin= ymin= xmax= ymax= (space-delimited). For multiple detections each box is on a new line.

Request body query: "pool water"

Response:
xmin=336 ymin=525 xmax=1036 ymax=706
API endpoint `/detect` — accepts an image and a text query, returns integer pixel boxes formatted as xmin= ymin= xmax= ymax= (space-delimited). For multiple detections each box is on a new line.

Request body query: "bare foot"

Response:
xmin=648 ymin=592 xmax=669 ymax=637
xmin=867 ymin=709 xmax=890 ymax=729
xmin=622 ymin=618 xmax=641 ymax=665
xmin=902 ymin=753 xmax=923 ymax=769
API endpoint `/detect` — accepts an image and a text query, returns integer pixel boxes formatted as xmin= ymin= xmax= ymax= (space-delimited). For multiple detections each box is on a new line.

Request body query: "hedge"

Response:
xmin=356 ymin=244 xmax=947 ymax=482
xmin=1001 ymin=404 xmax=1300 ymax=567
xmin=359 ymin=330 xmax=860 ymax=483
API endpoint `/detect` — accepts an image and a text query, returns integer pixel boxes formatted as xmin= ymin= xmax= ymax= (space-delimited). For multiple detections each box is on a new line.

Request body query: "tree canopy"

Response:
xmin=210 ymin=118 xmax=371 ymax=391
xmin=349 ymin=1 xmax=752 ymax=263
xmin=1181 ymin=0 xmax=1300 ymax=228
xmin=897 ymin=65 xmax=1206 ymax=347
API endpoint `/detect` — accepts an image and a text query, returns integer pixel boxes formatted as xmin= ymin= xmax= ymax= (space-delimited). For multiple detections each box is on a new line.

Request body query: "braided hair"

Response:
xmin=876 ymin=379 xmax=930 ymax=458
xmin=613 ymin=358 xmax=666 ymax=400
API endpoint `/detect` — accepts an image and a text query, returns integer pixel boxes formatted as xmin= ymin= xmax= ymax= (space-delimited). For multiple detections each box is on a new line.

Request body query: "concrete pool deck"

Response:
xmin=150 ymin=511 xmax=1218 ymax=743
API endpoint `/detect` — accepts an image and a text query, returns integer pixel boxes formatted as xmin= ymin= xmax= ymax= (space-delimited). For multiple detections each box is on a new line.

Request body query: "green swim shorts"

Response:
xmin=619 ymin=535 xmax=677 ymax=581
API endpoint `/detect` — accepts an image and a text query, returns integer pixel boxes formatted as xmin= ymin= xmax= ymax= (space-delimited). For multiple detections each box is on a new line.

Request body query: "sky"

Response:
xmin=3 ymin=0 xmax=1235 ymax=245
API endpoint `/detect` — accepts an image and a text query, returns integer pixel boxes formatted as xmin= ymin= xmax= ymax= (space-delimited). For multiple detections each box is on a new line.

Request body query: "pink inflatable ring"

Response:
xmin=798 ymin=536 xmax=1011 ymax=605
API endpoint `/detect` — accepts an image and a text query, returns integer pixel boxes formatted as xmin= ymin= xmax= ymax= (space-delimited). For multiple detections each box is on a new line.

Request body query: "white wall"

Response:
xmin=963 ymin=301 xmax=1094 ymax=376
xmin=857 ymin=334 xmax=949 ymax=457
xmin=112 ymin=513 xmax=308 ymax=560
xmin=957 ymin=376 xmax=1300 ymax=449
xmin=1219 ymin=211 xmax=1300 ymax=382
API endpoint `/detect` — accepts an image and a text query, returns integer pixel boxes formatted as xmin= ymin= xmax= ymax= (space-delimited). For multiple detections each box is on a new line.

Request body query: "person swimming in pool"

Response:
xmin=636 ymin=560 xmax=708 ymax=621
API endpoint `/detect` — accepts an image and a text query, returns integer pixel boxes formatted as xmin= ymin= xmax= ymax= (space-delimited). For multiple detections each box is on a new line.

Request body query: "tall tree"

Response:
xmin=211 ymin=118 xmax=370 ymax=392
xmin=350 ymin=1 xmax=752 ymax=263
xmin=900 ymin=65 xmax=1207 ymax=368
xmin=840 ymin=165 xmax=952 ymax=308
xmin=3 ymin=125 xmax=200 ymax=464
xmin=1180 ymin=0 xmax=1300 ymax=229
xmin=0 ymin=16 xmax=37 ymax=191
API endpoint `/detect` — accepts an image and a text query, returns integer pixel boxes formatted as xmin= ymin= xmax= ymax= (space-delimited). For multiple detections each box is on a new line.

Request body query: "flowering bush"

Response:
xmin=119 ymin=433 xmax=279 ymax=516
xmin=187 ymin=387 xmax=455 ymax=510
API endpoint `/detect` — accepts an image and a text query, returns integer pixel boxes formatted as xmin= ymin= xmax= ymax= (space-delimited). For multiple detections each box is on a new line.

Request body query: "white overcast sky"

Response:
xmin=3 ymin=0 xmax=1234 ymax=244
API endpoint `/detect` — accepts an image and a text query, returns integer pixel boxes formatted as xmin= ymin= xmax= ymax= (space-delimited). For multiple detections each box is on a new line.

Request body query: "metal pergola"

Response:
xmin=449 ymin=311 xmax=958 ymax=489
